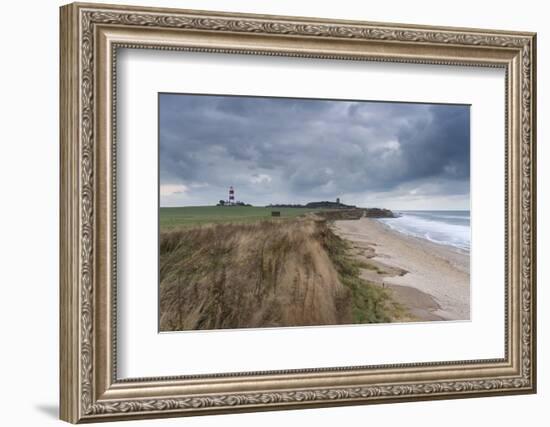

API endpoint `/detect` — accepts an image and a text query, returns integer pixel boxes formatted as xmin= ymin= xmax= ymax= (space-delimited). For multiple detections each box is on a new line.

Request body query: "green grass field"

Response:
xmin=160 ymin=206 xmax=328 ymax=229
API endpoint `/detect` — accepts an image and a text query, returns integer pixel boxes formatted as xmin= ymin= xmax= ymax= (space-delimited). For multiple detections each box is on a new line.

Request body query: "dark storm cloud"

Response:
xmin=159 ymin=93 xmax=470 ymax=208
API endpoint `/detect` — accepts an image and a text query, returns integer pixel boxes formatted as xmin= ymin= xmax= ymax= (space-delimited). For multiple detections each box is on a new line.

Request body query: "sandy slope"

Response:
xmin=333 ymin=217 xmax=470 ymax=321
xmin=159 ymin=219 xmax=355 ymax=331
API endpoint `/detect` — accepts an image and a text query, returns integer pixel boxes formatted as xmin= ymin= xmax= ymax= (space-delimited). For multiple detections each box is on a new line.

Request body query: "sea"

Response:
xmin=377 ymin=210 xmax=471 ymax=252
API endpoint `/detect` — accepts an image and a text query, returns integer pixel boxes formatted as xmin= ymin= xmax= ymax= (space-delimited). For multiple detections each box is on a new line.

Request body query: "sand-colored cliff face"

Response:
xmin=159 ymin=218 xmax=398 ymax=331
xmin=160 ymin=219 xmax=350 ymax=331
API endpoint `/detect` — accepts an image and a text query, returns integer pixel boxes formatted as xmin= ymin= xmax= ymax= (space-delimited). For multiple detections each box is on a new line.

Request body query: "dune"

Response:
xmin=159 ymin=217 xmax=403 ymax=331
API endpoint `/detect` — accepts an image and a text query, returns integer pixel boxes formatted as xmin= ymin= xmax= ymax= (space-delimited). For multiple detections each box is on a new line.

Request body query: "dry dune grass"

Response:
xmin=159 ymin=218 xmax=401 ymax=331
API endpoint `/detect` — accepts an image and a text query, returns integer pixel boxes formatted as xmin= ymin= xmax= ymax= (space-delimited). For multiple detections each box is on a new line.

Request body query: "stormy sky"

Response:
xmin=159 ymin=93 xmax=470 ymax=210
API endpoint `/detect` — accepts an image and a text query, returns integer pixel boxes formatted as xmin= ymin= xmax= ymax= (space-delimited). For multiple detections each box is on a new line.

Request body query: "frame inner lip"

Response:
xmin=109 ymin=42 xmax=511 ymax=383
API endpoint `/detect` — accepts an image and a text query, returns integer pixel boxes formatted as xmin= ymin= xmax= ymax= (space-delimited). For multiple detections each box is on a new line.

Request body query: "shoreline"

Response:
xmin=333 ymin=217 xmax=470 ymax=322
xmin=378 ymin=219 xmax=471 ymax=255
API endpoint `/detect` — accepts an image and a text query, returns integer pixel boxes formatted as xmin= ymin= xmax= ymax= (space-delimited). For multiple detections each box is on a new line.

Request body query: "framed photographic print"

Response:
xmin=60 ymin=2 xmax=537 ymax=423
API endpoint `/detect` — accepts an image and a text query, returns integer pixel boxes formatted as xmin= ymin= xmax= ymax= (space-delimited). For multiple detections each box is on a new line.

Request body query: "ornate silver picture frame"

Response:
xmin=60 ymin=2 xmax=536 ymax=423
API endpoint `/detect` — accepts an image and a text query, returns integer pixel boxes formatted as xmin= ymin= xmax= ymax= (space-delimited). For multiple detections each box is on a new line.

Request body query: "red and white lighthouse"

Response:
xmin=228 ymin=186 xmax=235 ymax=205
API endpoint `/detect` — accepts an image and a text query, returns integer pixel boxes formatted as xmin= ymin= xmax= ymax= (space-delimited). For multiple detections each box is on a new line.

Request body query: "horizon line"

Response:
xmin=159 ymin=204 xmax=470 ymax=211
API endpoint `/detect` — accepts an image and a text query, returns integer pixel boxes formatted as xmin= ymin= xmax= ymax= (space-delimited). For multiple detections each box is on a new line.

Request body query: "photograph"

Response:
xmin=158 ymin=93 xmax=471 ymax=331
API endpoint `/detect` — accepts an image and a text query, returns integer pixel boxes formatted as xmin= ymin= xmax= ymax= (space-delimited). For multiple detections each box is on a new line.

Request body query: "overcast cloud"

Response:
xmin=159 ymin=93 xmax=470 ymax=210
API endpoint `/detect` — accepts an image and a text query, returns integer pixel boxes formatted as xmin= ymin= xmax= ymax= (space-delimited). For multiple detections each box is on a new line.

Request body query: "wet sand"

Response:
xmin=333 ymin=217 xmax=470 ymax=322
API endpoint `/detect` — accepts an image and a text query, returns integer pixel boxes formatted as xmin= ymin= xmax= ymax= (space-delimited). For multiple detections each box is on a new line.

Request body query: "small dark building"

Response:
xmin=271 ymin=211 xmax=281 ymax=217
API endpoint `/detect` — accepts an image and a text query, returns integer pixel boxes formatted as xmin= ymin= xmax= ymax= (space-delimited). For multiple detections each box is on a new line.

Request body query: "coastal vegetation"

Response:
xmin=159 ymin=214 xmax=405 ymax=331
xmin=160 ymin=205 xmax=326 ymax=229
xmin=159 ymin=205 xmax=396 ymax=230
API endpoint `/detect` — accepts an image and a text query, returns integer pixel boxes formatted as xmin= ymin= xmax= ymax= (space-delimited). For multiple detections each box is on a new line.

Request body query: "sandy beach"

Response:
xmin=333 ymin=217 xmax=470 ymax=322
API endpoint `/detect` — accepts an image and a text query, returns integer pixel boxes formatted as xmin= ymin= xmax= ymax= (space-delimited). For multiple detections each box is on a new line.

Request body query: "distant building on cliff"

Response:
xmin=217 ymin=186 xmax=252 ymax=207
xmin=228 ymin=186 xmax=235 ymax=205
